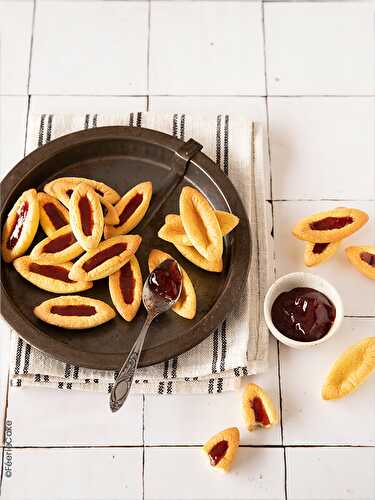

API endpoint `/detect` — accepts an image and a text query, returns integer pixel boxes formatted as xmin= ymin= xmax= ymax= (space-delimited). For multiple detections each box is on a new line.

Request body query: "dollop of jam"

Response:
xmin=43 ymin=232 xmax=76 ymax=253
xmin=360 ymin=252 xmax=375 ymax=268
xmin=29 ymin=263 xmax=74 ymax=283
xmin=51 ymin=305 xmax=96 ymax=316
xmin=43 ymin=202 xmax=67 ymax=230
xmin=119 ymin=261 xmax=135 ymax=304
xmin=251 ymin=397 xmax=270 ymax=426
xmin=208 ymin=440 xmax=228 ymax=466
xmin=148 ymin=258 xmax=182 ymax=302
xmin=271 ymin=287 xmax=336 ymax=342
xmin=116 ymin=193 xmax=143 ymax=227
xmin=312 ymin=242 xmax=329 ymax=254
xmin=83 ymin=243 xmax=127 ymax=272
xmin=310 ymin=216 xmax=353 ymax=231
xmin=7 ymin=201 xmax=29 ymax=249
xmin=78 ymin=195 xmax=94 ymax=236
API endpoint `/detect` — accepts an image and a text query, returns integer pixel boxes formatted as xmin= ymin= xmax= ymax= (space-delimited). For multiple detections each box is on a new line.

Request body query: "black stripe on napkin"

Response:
xmin=208 ymin=378 xmax=214 ymax=394
xmin=73 ymin=365 xmax=80 ymax=379
xmin=38 ymin=114 xmax=46 ymax=147
xmin=172 ymin=113 xmax=178 ymax=136
xmin=64 ymin=364 xmax=72 ymax=378
xmin=92 ymin=114 xmax=98 ymax=128
xmin=129 ymin=113 xmax=134 ymax=127
xmin=14 ymin=337 xmax=23 ymax=375
xmin=58 ymin=382 xmax=63 ymax=389
xmin=84 ymin=114 xmax=90 ymax=129
xmin=46 ymin=114 xmax=53 ymax=142
xmin=22 ymin=344 xmax=31 ymax=375
xmin=217 ymin=378 xmax=223 ymax=393
xmin=136 ymin=112 xmax=142 ymax=127
xmin=180 ymin=114 xmax=185 ymax=141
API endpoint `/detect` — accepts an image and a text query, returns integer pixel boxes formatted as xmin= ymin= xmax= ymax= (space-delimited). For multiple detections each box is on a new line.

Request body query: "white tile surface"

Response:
xmin=144 ymin=337 xmax=281 ymax=446
xmin=29 ymin=95 xmax=147 ymax=114
xmin=6 ymin=386 xmax=143 ymax=446
xmin=144 ymin=447 xmax=285 ymax=500
xmin=265 ymin=3 xmax=375 ymax=95
xmin=273 ymin=200 xmax=375 ymax=317
xmin=30 ymin=1 xmax=148 ymax=95
xmin=0 ymin=96 xmax=28 ymax=177
xmin=1 ymin=447 xmax=143 ymax=500
xmin=149 ymin=1 xmax=265 ymax=95
xmin=0 ymin=1 xmax=33 ymax=95
xmin=269 ymin=97 xmax=375 ymax=200
xmin=280 ymin=317 xmax=375 ymax=446
xmin=287 ymin=447 xmax=375 ymax=500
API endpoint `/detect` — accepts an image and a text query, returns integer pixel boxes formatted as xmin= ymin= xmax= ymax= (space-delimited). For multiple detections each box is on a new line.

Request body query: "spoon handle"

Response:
xmin=110 ymin=313 xmax=154 ymax=412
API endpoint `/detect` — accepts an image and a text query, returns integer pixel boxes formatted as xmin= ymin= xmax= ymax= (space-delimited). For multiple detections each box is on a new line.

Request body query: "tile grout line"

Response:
xmin=142 ymin=395 xmax=145 ymax=500
xmin=26 ymin=0 xmax=37 ymax=96
xmin=146 ymin=0 xmax=151 ymax=98
xmin=283 ymin=447 xmax=288 ymax=500
xmin=0 ymin=444 xmax=374 ymax=450
xmin=6 ymin=93 xmax=374 ymax=98
xmin=0 ymin=447 xmax=4 ymax=496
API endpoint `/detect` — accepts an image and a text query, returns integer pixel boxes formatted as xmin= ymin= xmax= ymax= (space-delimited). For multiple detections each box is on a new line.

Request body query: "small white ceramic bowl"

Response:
xmin=264 ymin=272 xmax=344 ymax=349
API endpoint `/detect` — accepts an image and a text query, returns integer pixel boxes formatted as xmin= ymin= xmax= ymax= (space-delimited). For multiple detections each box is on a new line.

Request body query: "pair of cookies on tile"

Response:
xmin=293 ymin=207 xmax=374 ymax=279
xmin=202 ymin=384 xmax=278 ymax=473
xmin=158 ymin=187 xmax=239 ymax=272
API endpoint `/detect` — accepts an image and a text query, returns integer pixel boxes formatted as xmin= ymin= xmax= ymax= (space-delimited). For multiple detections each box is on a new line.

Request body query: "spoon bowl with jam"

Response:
xmin=264 ymin=272 xmax=344 ymax=349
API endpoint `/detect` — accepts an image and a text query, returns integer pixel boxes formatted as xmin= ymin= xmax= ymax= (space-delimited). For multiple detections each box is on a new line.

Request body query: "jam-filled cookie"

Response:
xmin=2 ymin=189 xmax=39 ymax=263
xmin=30 ymin=224 xmax=84 ymax=264
xmin=44 ymin=177 xmax=120 ymax=207
xmin=38 ymin=192 xmax=70 ymax=236
xmin=69 ymin=234 xmax=142 ymax=282
xmin=100 ymin=198 xmax=120 ymax=226
xmin=104 ymin=181 xmax=153 ymax=238
xmin=242 ymin=383 xmax=278 ymax=431
xmin=174 ymin=243 xmax=223 ymax=273
xmin=304 ymin=241 xmax=340 ymax=267
xmin=292 ymin=207 xmax=368 ymax=243
xmin=322 ymin=337 xmax=375 ymax=400
xmin=69 ymin=183 xmax=104 ymax=250
xmin=202 ymin=428 xmax=240 ymax=473
xmin=34 ymin=295 xmax=116 ymax=329
xmin=13 ymin=256 xmax=93 ymax=294
xmin=180 ymin=187 xmax=223 ymax=262
xmin=346 ymin=245 xmax=375 ymax=280
xmin=159 ymin=211 xmax=239 ymax=246
xmin=109 ymin=256 xmax=143 ymax=322
xmin=148 ymin=249 xmax=196 ymax=319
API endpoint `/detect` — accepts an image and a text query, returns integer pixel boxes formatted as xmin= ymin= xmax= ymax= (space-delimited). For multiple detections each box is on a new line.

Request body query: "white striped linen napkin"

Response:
xmin=9 ymin=112 xmax=273 ymax=394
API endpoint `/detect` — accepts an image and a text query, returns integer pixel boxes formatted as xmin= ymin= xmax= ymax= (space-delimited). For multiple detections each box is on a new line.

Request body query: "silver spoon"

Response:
xmin=110 ymin=258 xmax=182 ymax=412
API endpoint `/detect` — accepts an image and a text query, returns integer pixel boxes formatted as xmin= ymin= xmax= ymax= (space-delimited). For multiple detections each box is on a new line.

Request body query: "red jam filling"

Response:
xmin=148 ymin=258 xmax=182 ymax=302
xmin=271 ymin=287 xmax=336 ymax=342
xmin=82 ymin=243 xmax=127 ymax=272
xmin=50 ymin=305 xmax=96 ymax=316
xmin=116 ymin=193 xmax=143 ymax=227
xmin=43 ymin=202 xmax=67 ymax=230
xmin=119 ymin=261 xmax=135 ymax=304
xmin=208 ymin=440 xmax=228 ymax=467
xmin=43 ymin=232 xmax=76 ymax=253
xmin=360 ymin=252 xmax=375 ymax=268
xmin=312 ymin=242 xmax=329 ymax=254
xmin=251 ymin=397 xmax=270 ymax=426
xmin=7 ymin=201 xmax=29 ymax=250
xmin=78 ymin=195 xmax=94 ymax=236
xmin=29 ymin=263 xmax=74 ymax=283
xmin=310 ymin=216 xmax=353 ymax=231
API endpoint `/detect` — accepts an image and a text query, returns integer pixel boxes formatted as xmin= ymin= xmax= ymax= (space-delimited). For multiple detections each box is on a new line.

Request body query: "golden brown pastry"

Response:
xmin=202 ymin=427 xmax=240 ymax=473
xmin=69 ymin=183 xmax=104 ymax=250
xmin=159 ymin=211 xmax=239 ymax=247
xmin=69 ymin=234 xmax=142 ymax=282
xmin=109 ymin=256 xmax=142 ymax=322
xmin=38 ymin=192 xmax=70 ymax=236
xmin=322 ymin=337 xmax=375 ymax=400
xmin=104 ymin=181 xmax=152 ymax=238
xmin=44 ymin=177 xmax=120 ymax=206
xmin=304 ymin=241 xmax=340 ymax=267
xmin=179 ymin=187 xmax=223 ymax=262
xmin=174 ymin=243 xmax=223 ymax=273
xmin=346 ymin=245 xmax=375 ymax=280
xmin=13 ymin=256 xmax=93 ymax=294
xmin=148 ymin=249 xmax=196 ymax=319
xmin=34 ymin=295 xmax=116 ymax=329
xmin=100 ymin=198 xmax=120 ymax=226
xmin=30 ymin=224 xmax=84 ymax=264
xmin=242 ymin=383 xmax=278 ymax=431
xmin=292 ymin=207 xmax=368 ymax=243
xmin=2 ymin=189 xmax=39 ymax=263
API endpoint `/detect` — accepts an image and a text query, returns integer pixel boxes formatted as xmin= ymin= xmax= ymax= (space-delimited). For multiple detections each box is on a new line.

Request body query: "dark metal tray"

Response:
xmin=1 ymin=126 xmax=251 ymax=370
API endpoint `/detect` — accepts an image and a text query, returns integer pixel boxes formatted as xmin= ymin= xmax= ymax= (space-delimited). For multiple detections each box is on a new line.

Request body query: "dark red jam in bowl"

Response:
xmin=271 ymin=287 xmax=336 ymax=342
xmin=148 ymin=259 xmax=182 ymax=302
